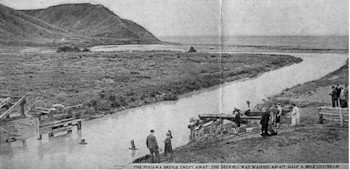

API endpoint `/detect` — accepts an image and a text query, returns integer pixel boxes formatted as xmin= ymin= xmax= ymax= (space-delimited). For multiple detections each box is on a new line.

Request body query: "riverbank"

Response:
xmin=0 ymin=51 xmax=301 ymax=142
xmin=135 ymin=56 xmax=349 ymax=163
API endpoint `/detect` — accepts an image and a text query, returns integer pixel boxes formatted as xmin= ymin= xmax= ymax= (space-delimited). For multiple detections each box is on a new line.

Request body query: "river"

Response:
xmin=0 ymin=52 xmax=347 ymax=168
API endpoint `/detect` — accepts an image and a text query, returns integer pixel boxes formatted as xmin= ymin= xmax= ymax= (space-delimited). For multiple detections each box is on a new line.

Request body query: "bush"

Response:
xmin=57 ymin=46 xmax=81 ymax=53
xmin=188 ymin=47 xmax=197 ymax=53
xmin=82 ymin=48 xmax=91 ymax=52
xmin=163 ymin=93 xmax=178 ymax=101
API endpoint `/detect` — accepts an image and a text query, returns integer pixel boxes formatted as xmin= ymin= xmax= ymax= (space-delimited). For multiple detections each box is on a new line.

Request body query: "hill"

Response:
xmin=0 ymin=3 xmax=80 ymax=46
xmin=21 ymin=3 xmax=159 ymax=43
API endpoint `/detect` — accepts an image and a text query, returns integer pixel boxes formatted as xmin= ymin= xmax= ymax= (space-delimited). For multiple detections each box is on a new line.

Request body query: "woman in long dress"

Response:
xmin=164 ymin=133 xmax=173 ymax=159
xmin=291 ymin=104 xmax=300 ymax=130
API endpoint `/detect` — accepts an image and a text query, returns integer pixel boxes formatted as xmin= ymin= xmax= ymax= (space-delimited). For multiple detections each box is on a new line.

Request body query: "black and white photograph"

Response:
xmin=0 ymin=0 xmax=348 ymax=169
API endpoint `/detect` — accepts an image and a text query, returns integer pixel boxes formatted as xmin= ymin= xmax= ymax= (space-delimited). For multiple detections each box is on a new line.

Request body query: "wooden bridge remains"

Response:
xmin=0 ymin=95 xmax=26 ymax=120
xmin=33 ymin=104 xmax=83 ymax=140
xmin=188 ymin=113 xmax=261 ymax=141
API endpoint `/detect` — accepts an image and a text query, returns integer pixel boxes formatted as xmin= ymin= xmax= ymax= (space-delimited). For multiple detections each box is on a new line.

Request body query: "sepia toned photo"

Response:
xmin=0 ymin=0 xmax=348 ymax=169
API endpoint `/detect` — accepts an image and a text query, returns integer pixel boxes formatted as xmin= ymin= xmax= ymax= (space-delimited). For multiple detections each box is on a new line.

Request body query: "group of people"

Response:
xmin=260 ymin=103 xmax=300 ymax=136
xmin=330 ymin=84 xmax=348 ymax=108
xmin=146 ymin=129 xmax=173 ymax=163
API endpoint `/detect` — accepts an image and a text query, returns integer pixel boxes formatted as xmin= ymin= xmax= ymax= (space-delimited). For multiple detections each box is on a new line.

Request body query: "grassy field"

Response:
xmin=0 ymin=51 xmax=301 ymax=119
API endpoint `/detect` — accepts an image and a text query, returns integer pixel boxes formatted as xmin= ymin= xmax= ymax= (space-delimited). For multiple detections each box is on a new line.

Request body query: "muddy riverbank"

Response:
xmin=138 ymin=58 xmax=349 ymax=164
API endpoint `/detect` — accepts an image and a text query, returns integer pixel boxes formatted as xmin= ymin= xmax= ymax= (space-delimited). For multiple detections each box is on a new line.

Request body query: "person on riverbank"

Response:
xmin=344 ymin=84 xmax=348 ymax=107
xmin=146 ymin=129 xmax=159 ymax=163
xmin=291 ymin=104 xmax=300 ymax=130
xmin=164 ymin=132 xmax=173 ymax=159
xmin=168 ymin=130 xmax=173 ymax=139
xmin=336 ymin=84 xmax=342 ymax=107
xmin=330 ymin=86 xmax=338 ymax=107
xmin=339 ymin=87 xmax=347 ymax=108
xmin=276 ymin=103 xmax=282 ymax=128
xmin=271 ymin=104 xmax=279 ymax=126
xmin=260 ymin=110 xmax=270 ymax=137
xmin=232 ymin=108 xmax=241 ymax=127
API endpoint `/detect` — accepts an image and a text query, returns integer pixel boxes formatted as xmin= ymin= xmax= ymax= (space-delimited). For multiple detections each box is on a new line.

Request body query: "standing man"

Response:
xmin=336 ymin=84 xmax=342 ymax=107
xmin=330 ymin=86 xmax=338 ymax=107
xmin=260 ymin=109 xmax=270 ymax=137
xmin=291 ymin=104 xmax=300 ymax=130
xmin=146 ymin=129 xmax=159 ymax=163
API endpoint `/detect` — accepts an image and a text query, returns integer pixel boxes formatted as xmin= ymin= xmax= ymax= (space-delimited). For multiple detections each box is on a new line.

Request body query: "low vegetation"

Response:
xmin=0 ymin=51 xmax=302 ymax=119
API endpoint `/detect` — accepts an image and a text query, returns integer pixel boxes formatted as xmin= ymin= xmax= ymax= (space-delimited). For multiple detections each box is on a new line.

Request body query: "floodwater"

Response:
xmin=0 ymin=52 xmax=348 ymax=168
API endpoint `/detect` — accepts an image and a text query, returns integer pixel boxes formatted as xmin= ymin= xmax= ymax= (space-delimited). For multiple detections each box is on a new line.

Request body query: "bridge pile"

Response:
xmin=33 ymin=104 xmax=83 ymax=140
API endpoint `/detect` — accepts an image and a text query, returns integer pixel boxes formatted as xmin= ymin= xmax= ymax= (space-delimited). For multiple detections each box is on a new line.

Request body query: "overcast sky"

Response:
xmin=0 ymin=0 xmax=348 ymax=36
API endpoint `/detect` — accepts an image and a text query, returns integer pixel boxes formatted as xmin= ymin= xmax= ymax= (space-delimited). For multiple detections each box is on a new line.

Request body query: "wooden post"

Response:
xmin=339 ymin=108 xmax=344 ymax=127
xmin=77 ymin=121 xmax=82 ymax=130
xmin=37 ymin=117 xmax=42 ymax=140
xmin=20 ymin=99 xmax=26 ymax=117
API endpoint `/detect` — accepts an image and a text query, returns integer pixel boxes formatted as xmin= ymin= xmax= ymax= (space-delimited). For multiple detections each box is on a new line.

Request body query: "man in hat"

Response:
xmin=146 ymin=129 xmax=159 ymax=163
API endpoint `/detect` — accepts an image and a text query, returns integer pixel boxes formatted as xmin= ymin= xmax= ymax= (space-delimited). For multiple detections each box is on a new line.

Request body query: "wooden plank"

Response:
xmin=198 ymin=114 xmax=260 ymax=120
xmin=40 ymin=118 xmax=80 ymax=128
xmin=0 ymin=97 xmax=11 ymax=108
xmin=0 ymin=96 xmax=25 ymax=119
xmin=41 ymin=126 xmax=72 ymax=135
xmin=320 ymin=112 xmax=340 ymax=116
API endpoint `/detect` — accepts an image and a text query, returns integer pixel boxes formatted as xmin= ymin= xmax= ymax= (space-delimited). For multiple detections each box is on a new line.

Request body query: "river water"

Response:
xmin=0 ymin=52 xmax=348 ymax=168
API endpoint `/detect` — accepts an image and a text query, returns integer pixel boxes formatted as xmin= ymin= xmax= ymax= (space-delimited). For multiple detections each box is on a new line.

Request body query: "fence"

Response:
xmin=317 ymin=106 xmax=349 ymax=126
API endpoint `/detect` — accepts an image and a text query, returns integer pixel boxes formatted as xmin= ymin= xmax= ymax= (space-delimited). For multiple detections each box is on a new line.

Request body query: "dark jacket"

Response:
xmin=331 ymin=88 xmax=338 ymax=98
xmin=336 ymin=87 xmax=341 ymax=98
xmin=146 ymin=134 xmax=158 ymax=150
xmin=260 ymin=112 xmax=270 ymax=125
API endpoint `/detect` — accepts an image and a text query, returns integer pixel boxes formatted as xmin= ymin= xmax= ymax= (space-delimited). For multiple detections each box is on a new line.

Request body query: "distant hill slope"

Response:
xmin=0 ymin=3 xmax=79 ymax=45
xmin=21 ymin=3 xmax=159 ymax=42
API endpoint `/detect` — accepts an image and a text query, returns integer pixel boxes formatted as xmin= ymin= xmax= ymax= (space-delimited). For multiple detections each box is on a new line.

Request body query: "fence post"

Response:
xmin=339 ymin=108 xmax=343 ymax=127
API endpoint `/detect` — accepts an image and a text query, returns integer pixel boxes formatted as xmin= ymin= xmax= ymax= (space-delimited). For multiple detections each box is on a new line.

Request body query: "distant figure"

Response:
xmin=164 ymin=132 xmax=173 ymax=159
xmin=232 ymin=108 xmax=241 ymax=127
xmin=268 ymin=122 xmax=278 ymax=136
xmin=330 ymin=86 xmax=338 ymax=107
xmin=291 ymin=104 xmax=300 ymax=130
xmin=168 ymin=130 xmax=173 ymax=139
xmin=270 ymin=104 xmax=278 ymax=126
xmin=146 ymin=129 xmax=159 ymax=163
xmin=130 ymin=140 xmax=137 ymax=150
xmin=260 ymin=110 xmax=270 ymax=137
xmin=276 ymin=103 xmax=283 ymax=128
xmin=336 ymin=84 xmax=342 ymax=107
xmin=345 ymin=84 xmax=349 ymax=107
xmin=246 ymin=100 xmax=251 ymax=109
xmin=339 ymin=87 xmax=346 ymax=108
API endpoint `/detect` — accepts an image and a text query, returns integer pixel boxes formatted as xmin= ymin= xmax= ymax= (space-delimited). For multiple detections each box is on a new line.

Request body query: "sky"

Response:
xmin=0 ymin=0 xmax=348 ymax=37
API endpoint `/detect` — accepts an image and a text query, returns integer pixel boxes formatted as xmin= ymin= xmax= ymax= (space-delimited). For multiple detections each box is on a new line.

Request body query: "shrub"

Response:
xmin=163 ymin=93 xmax=178 ymax=101
xmin=188 ymin=47 xmax=197 ymax=53
xmin=57 ymin=46 xmax=81 ymax=53
xmin=82 ymin=48 xmax=90 ymax=52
